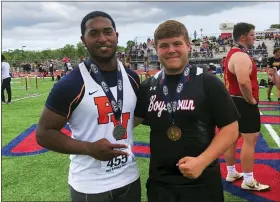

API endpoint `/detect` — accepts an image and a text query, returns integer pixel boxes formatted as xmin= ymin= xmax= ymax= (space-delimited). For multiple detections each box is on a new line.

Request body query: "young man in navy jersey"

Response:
xmin=36 ymin=11 xmax=141 ymax=202
xmin=134 ymin=20 xmax=240 ymax=202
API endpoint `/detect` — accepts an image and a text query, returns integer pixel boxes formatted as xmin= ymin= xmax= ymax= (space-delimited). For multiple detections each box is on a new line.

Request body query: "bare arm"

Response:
xmin=36 ymin=107 xmax=92 ymax=155
xmin=197 ymin=121 xmax=239 ymax=167
xmin=267 ymin=64 xmax=271 ymax=76
xmin=36 ymin=107 xmax=128 ymax=160
xmin=231 ymin=52 xmax=256 ymax=104
xmin=271 ymin=68 xmax=280 ymax=86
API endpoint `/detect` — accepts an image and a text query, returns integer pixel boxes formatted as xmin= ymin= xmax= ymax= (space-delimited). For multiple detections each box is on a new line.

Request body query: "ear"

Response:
xmin=186 ymin=41 xmax=191 ymax=52
xmin=81 ymin=36 xmax=86 ymax=47
xmin=239 ymin=35 xmax=246 ymax=41
xmin=116 ymin=32 xmax=119 ymax=44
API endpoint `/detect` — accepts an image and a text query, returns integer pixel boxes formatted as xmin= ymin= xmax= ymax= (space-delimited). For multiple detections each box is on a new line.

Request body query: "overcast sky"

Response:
xmin=1 ymin=1 xmax=279 ymax=51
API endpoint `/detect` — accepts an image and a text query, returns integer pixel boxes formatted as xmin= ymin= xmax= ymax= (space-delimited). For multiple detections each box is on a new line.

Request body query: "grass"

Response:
xmin=1 ymin=73 xmax=279 ymax=202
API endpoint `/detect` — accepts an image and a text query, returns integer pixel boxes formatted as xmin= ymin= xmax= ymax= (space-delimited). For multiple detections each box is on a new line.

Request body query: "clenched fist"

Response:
xmin=177 ymin=156 xmax=207 ymax=179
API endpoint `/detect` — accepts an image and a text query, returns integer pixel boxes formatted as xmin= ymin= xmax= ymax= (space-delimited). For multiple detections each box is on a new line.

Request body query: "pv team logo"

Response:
xmin=163 ymin=85 xmax=168 ymax=96
xmin=111 ymin=100 xmax=118 ymax=112
xmin=101 ymin=81 xmax=109 ymax=93
xmin=117 ymin=79 xmax=122 ymax=91
xmin=176 ymin=83 xmax=183 ymax=93
xmin=91 ymin=64 xmax=99 ymax=74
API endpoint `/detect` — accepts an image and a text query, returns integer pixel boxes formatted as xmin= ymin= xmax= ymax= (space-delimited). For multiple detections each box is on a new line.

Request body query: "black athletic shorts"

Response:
xmin=232 ymin=96 xmax=261 ymax=133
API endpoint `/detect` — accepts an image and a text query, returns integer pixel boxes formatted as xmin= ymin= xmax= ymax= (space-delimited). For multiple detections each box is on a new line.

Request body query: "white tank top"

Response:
xmin=68 ymin=61 xmax=139 ymax=194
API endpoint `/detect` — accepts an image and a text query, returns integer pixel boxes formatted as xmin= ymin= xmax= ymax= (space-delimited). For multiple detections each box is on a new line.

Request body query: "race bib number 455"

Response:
xmin=100 ymin=146 xmax=133 ymax=173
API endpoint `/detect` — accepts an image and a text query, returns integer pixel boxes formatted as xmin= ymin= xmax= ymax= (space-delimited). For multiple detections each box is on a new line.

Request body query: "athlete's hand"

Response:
xmin=247 ymin=97 xmax=257 ymax=105
xmin=88 ymin=138 xmax=129 ymax=161
xmin=176 ymin=156 xmax=207 ymax=179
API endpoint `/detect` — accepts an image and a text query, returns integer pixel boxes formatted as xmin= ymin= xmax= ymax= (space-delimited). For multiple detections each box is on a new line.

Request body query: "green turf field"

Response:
xmin=1 ymin=73 xmax=279 ymax=201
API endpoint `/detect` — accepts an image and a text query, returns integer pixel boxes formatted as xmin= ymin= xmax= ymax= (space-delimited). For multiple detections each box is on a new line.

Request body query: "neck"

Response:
xmin=164 ymin=63 xmax=188 ymax=75
xmin=236 ymin=42 xmax=248 ymax=50
xmin=91 ymin=56 xmax=118 ymax=71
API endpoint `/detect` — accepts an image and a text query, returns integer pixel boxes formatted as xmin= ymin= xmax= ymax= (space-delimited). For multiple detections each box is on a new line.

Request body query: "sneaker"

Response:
xmin=226 ymin=172 xmax=243 ymax=182
xmin=6 ymin=101 xmax=12 ymax=104
xmin=241 ymin=180 xmax=270 ymax=191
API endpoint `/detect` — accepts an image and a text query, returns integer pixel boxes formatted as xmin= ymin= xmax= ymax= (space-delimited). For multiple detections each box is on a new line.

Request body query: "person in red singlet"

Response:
xmin=223 ymin=22 xmax=269 ymax=191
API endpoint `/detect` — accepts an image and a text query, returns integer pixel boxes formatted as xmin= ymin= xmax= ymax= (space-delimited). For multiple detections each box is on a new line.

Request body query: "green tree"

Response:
xmin=117 ymin=46 xmax=126 ymax=52
xmin=61 ymin=44 xmax=77 ymax=59
xmin=126 ymin=40 xmax=135 ymax=50
xmin=76 ymin=42 xmax=88 ymax=58
xmin=270 ymin=24 xmax=280 ymax=29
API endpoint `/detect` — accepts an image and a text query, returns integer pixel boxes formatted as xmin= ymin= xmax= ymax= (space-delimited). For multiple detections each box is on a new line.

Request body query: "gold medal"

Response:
xmin=167 ymin=126 xmax=182 ymax=141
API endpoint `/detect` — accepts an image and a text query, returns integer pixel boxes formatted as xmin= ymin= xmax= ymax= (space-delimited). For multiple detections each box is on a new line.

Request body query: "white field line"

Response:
xmin=260 ymin=111 xmax=280 ymax=147
xmin=12 ymin=93 xmax=49 ymax=102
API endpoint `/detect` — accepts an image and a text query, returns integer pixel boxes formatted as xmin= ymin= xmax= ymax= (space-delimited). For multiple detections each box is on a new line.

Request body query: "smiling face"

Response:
xmin=81 ymin=16 xmax=118 ymax=62
xmin=154 ymin=20 xmax=191 ymax=75
xmin=156 ymin=35 xmax=190 ymax=74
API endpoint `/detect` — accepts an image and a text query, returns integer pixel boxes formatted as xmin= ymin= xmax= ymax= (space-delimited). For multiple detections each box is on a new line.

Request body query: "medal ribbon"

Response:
xmin=88 ymin=61 xmax=123 ymax=123
xmin=160 ymin=65 xmax=190 ymax=125
xmin=234 ymin=44 xmax=251 ymax=56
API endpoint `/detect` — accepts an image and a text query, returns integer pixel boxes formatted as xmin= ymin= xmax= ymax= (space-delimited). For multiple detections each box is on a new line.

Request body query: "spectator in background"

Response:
xmin=223 ymin=22 xmax=269 ymax=191
xmin=267 ymin=48 xmax=280 ymax=102
xmin=1 ymin=55 xmax=12 ymax=104
xmin=268 ymin=67 xmax=280 ymax=87
xmin=64 ymin=60 xmax=73 ymax=74
xmin=49 ymin=60 xmax=54 ymax=81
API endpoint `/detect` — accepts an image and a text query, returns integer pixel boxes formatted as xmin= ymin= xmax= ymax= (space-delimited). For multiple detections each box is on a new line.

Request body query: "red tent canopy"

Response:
xmin=61 ymin=57 xmax=70 ymax=62
xmin=221 ymin=33 xmax=232 ymax=39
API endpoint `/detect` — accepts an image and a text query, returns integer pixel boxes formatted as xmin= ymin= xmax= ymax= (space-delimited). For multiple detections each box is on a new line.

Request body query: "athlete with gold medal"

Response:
xmin=134 ymin=20 xmax=240 ymax=202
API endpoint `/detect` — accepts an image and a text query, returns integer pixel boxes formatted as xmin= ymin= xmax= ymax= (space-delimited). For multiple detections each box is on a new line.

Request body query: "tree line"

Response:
xmin=2 ymin=42 xmax=126 ymax=63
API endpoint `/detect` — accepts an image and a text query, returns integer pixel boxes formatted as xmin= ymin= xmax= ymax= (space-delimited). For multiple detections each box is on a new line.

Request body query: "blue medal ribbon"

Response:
xmin=159 ymin=65 xmax=191 ymax=125
xmin=88 ymin=61 xmax=123 ymax=123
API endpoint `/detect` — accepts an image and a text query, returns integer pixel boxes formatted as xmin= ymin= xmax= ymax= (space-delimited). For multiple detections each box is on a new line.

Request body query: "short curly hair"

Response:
xmin=81 ymin=11 xmax=116 ymax=36
xmin=154 ymin=20 xmax=189 ymax=46
xmin=273 ymin=47 xmax=280 ymax=55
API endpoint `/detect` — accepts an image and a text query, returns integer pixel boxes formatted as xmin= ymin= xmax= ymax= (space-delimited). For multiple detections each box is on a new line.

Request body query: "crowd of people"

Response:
xmin=123 ymin=33 xmax=279 ymax=62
